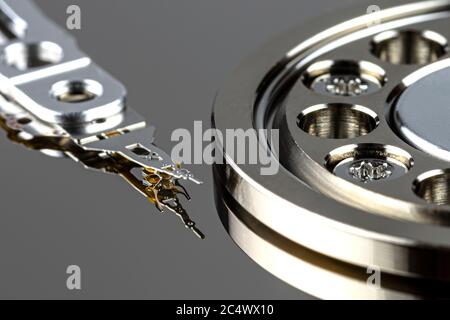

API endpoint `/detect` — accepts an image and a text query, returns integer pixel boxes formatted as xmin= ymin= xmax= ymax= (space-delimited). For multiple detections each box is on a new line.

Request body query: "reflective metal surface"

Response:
xmin=0 ymin=0 xmax=203 ymax=238
xmin=213 ymin=0 xmax=450 ymax=299
xmin=392 ymin=61 xmax=450 ymax=162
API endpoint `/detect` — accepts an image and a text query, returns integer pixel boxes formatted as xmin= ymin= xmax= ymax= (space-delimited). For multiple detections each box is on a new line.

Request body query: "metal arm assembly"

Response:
xmin=0 ymin=0 xmax=204 ymax=238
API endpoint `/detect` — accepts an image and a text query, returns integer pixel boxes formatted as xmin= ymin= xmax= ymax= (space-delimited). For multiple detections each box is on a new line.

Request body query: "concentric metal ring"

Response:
xmin=213 ymin=0 xmax=450 ymax=299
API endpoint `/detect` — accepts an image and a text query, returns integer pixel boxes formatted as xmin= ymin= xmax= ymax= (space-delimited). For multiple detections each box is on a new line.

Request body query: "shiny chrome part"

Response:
xmin=325 ymin=144 xmax=413 ymax=184
xmin=213 ymin=0 xmax=450 ymax=298
xmin=350 ymin=160 xmax=392 ymax=181
xmin=302 ymin=60 xmax=387 ymax=96
xmin=0 ymin=0 xmax=203 ymax=238
xmin=371 ymin=29 xmax=448 ymax=65
xmin=391 ymin=60 xmax=450 ymax=163
xmin=297 ymin=104 xmax=380 ymax=139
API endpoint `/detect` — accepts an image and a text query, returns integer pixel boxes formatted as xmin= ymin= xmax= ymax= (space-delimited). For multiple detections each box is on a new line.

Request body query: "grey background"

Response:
xmin=0 ymin=0 xmax=355 ymax=299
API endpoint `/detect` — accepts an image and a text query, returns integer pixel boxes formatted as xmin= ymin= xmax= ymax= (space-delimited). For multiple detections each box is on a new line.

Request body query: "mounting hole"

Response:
xmin=326 ymin=144 xmax=413 ymax=184
xmin=16 ymin=117 xmax=32 ymax=125
xmin=414 ymin=170 xmax=450 ymax=205
xmin=94 ymin=118 xmax=106 ymax=124
xmin=297 ymin=104 xmax=379 ymax=139
xmin=371 ymin=30 xmax=448 ymax=65
xmin=51 ymin=79 xmax=103 ymax=103
xmin=2 ymin=41 xmax=63 ymax=70
xmin=301 ymin=60 xmax=386 ymax=96
xmin=128 ymin=145 xmax=151 ymax=156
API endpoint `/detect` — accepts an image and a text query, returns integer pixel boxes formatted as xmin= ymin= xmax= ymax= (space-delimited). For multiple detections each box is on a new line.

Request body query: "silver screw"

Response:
xmin=325 ymin=77 xmax=369 ymax=96
xmin=349 ymin=160 xmax=392 ymax=183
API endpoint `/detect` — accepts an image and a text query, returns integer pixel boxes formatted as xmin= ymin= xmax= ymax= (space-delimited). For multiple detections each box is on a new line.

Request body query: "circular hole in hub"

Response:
xmin=297 ymin=104 xmax=379 ymax=139
xmin=326 ymin=144 xmax=413 ymax=184
xmin=371 ymin=30 xmax=448 ymax=65
xmin=301 ymin=60 xmax=386 ymax=96
xmin=51 ymin=79 xmax=103 ymax=103
xmin=413 ymin=170 xmax=450 ymax=205
xmin=2 ymin=41 xmax=63 ymax=70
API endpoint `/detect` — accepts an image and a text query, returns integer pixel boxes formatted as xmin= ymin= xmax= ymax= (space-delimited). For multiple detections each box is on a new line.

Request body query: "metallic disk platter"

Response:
xmin=213 ymin=0 xmax=450 ymax=299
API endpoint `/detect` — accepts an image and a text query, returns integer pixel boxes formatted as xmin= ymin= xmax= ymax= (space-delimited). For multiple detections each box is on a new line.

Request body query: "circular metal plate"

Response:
xmin=392 ymin=63 xmax=450 ymax=162
xmin=213 ymin=0 xmax=450 ymax=299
